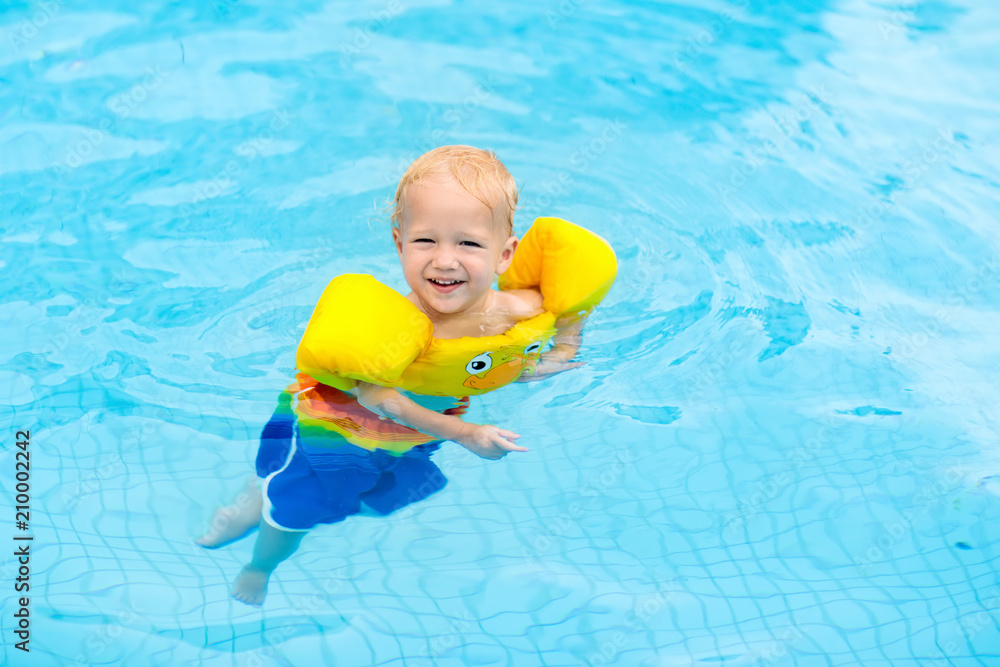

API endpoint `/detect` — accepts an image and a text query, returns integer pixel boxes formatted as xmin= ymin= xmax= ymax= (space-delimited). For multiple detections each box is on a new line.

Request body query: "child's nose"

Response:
xmin=432 ymin=246 xmax=459 ymax=269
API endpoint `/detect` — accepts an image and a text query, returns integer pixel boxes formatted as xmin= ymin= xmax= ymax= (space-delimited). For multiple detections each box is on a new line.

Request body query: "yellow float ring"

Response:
xmin=296 ymin=217 xmax=617 ymax=397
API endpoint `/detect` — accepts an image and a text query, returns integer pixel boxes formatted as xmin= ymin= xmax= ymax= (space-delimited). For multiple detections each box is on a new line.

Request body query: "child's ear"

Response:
xmin=496 ymin=235 xmax=518 ymax=274
xmin=392 ymin=226 xmax=403 ymax=255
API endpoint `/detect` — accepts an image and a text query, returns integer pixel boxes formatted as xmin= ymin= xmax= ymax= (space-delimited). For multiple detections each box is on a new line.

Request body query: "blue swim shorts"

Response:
xmin=255 ymin=407 xmax=447 ymax=531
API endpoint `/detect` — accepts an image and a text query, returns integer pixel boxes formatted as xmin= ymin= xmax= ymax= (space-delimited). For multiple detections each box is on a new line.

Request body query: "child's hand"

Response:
xmin=458 ymin=424 xmax=528 ymax=460
xmin=516 ymin=358 xmax=586 ymax=382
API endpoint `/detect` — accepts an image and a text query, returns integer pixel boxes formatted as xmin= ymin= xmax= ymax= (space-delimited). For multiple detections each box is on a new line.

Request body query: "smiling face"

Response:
xmin=392 ymin=173 xmax=517 ymax=321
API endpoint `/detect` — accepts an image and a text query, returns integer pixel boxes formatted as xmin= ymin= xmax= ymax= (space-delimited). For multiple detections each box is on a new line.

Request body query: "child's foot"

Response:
xmin=195 ymin=478 xmax=263 ymax=548
xmin=232 ymin=565 xmax=270 ymax=606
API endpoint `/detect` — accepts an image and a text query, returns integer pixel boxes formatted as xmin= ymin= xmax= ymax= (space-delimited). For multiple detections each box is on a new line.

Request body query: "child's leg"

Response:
xmin=195 ymin=477 xmax=263 ymax=548
xmin=231 ymin=520 xmax=306 ymax=606
xmin=199 ymin=392 xmax=295 ymax=548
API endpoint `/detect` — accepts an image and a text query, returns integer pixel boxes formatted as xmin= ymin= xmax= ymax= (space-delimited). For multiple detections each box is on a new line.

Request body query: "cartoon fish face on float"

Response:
xmin=462 ymin=342 xmax=544 ymax=390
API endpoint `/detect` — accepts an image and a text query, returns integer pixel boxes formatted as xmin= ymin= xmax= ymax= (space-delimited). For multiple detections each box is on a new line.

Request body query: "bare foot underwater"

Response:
xmin=195 ymin=477 xmax=263 ymax=548
xmin=231 ymin=565 xmax=271 ymax=606
xmin=230 ymin=520 xmax=306 ymax=606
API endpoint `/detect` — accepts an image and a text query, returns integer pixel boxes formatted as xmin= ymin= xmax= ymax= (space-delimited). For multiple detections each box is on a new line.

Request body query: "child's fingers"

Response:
xmin=496 ymin=437 xmax=529 ymax=453
xmin=497 ymin=431 xmax=526 ymax=450
xmin=555 ymin=361 xmax=586 ymax=371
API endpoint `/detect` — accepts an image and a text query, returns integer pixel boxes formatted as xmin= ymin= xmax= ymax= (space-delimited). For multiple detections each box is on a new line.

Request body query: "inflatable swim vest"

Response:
xmin=296 ymin=216 xmax=617 ymax=398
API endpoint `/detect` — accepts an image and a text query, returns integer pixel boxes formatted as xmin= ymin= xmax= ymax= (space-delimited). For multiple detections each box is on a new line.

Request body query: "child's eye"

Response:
xmin=413 ymin=238 xmax=433 ymax=243
xmin=461 ymin=241 xmax=481 ymax=247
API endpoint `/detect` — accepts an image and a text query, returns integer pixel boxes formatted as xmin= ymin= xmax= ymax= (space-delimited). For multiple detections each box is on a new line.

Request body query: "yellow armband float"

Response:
xmin=296 ymin=217 xmax=617 ymax=397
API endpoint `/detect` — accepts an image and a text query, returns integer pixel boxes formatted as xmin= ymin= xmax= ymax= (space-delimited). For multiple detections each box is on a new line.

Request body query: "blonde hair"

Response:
xmin=390 ymin=145 xmax=518 ymax=237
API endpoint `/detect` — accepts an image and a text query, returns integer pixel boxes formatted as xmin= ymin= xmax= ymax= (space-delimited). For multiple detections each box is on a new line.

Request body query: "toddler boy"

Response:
xmin=200 ymin=146 xmax=586 ymax=605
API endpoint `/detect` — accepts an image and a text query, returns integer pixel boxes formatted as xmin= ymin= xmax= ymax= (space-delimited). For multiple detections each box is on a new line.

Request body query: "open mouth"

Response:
xmin=428 ymin=278 xmax=465 ymax=293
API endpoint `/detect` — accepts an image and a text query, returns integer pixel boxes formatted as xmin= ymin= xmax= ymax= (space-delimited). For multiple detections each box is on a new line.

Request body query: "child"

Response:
xmin=198 ymin=146 xmax=610 ymax=606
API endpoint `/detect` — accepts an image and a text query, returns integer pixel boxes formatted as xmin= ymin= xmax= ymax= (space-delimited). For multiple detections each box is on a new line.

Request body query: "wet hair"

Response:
xmin=390 ymin=145 xmax=518 ymax=238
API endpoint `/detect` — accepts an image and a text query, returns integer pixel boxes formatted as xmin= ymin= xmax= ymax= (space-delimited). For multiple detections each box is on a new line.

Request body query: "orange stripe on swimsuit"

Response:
xmin=288 ymin=373 xmax=469 ymax=454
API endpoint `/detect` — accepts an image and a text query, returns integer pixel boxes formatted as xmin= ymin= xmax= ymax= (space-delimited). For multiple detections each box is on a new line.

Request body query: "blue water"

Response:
xmin=2 ymin=0 xmax=999 ymax=665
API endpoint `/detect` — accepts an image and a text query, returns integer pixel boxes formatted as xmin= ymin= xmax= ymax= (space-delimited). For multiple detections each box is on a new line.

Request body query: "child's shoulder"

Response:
xmin=495 ymin=287 xmax=544 ymax=320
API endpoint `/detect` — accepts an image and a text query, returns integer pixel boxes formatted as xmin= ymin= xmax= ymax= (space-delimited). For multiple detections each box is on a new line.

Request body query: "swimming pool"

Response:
xmin=2 ymin=0 xmax=999 ymax=664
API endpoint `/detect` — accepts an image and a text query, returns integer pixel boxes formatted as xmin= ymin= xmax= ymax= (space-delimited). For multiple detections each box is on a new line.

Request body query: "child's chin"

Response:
xmin=424 ymin=293 xmax=475 ymax=313
xmin=428 ymin=298 xmax=467 ymax=313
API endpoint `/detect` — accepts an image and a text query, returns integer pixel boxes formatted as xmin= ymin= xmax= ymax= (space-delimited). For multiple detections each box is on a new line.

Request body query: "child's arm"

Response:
xmin=518 ymin=313 xmax=587 ymax=382
xmin=353 ymin=382 xmax=528 ymax=460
